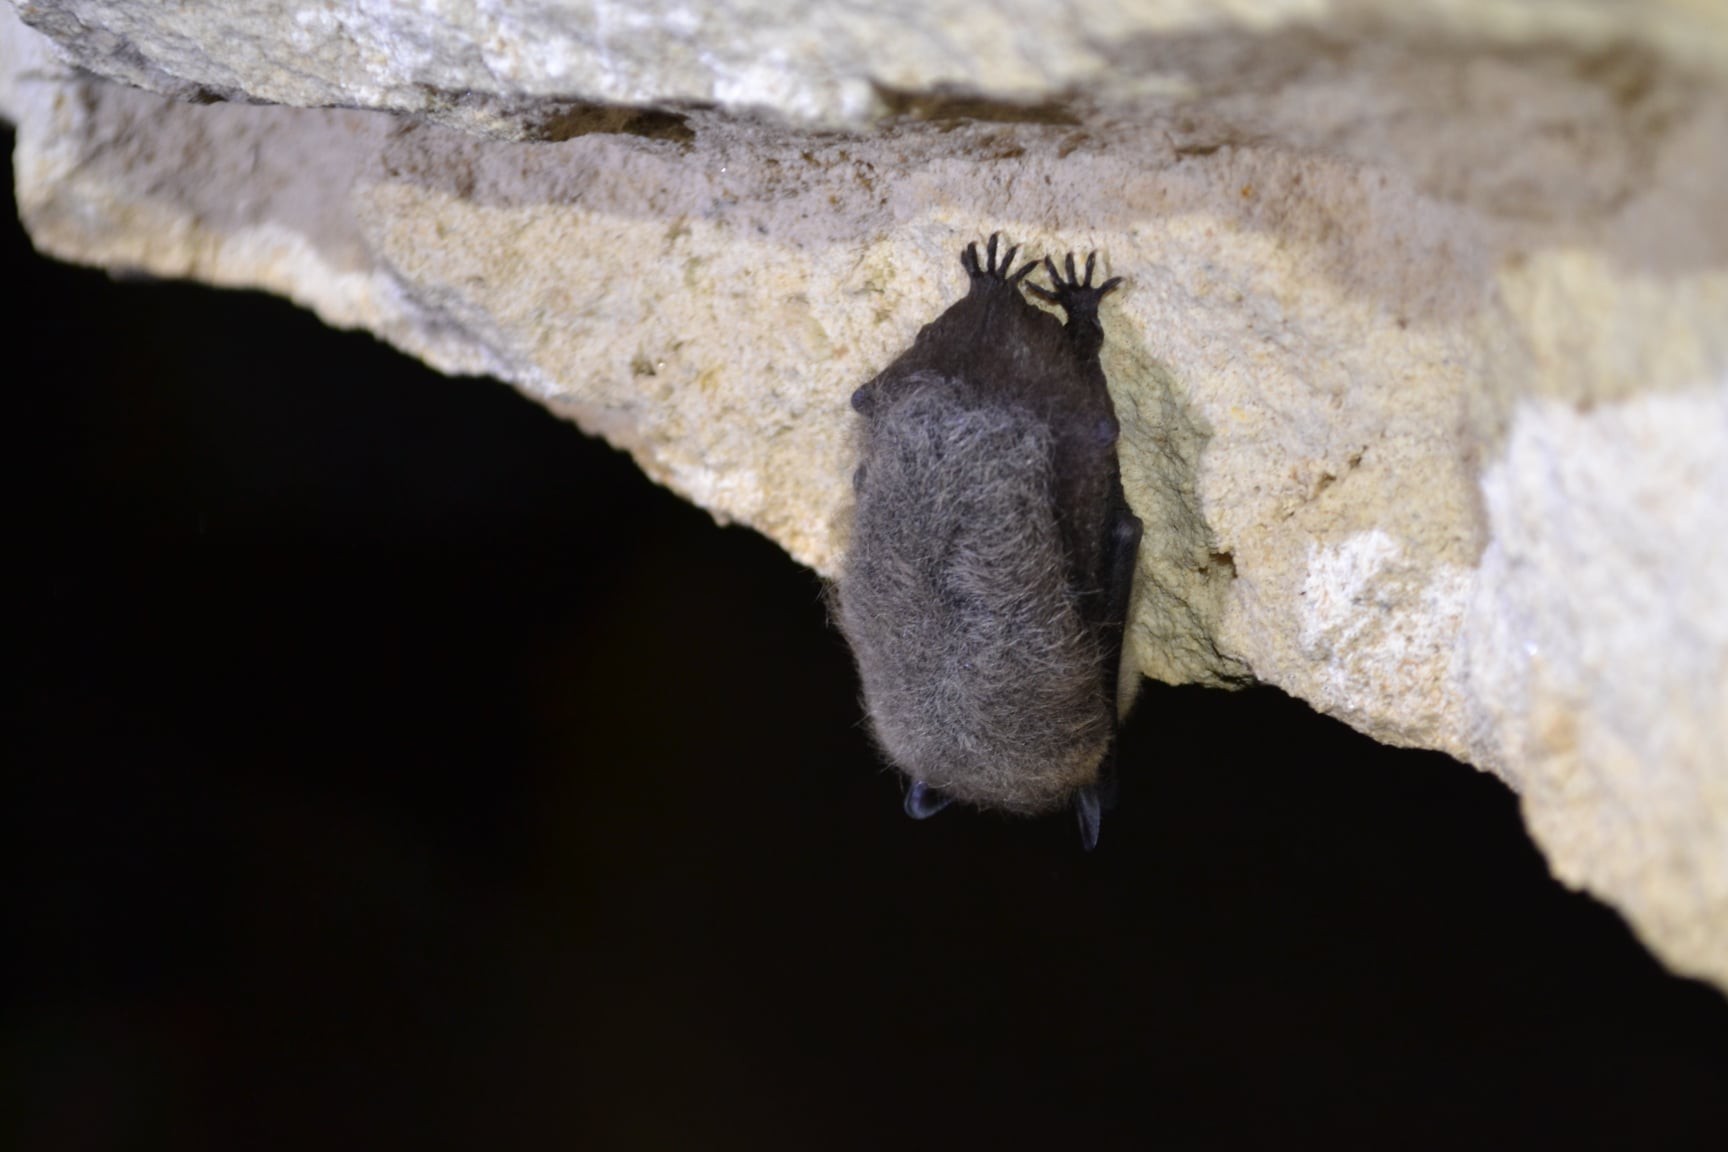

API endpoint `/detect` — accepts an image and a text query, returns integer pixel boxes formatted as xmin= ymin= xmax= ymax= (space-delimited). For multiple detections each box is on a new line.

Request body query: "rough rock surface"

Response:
xmin=6 ymin=1 xmax=1728 ymax=987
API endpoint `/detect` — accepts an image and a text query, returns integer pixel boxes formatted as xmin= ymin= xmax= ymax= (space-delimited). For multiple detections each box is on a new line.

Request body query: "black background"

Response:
xmin=6 ymin=125 xmax=1728 ymax=1150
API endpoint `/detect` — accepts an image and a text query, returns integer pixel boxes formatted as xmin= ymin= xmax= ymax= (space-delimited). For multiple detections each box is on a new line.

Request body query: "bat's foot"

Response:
xmin=961 ymin=232 xmax=1039 ymax=290
xmin=904 ymin=780 xmax=954 ymax=820
xmin=1026 ymin=251 xmax=1122 ymax=320
xmin=1074 ymin=784 xmax=1103 ymax=852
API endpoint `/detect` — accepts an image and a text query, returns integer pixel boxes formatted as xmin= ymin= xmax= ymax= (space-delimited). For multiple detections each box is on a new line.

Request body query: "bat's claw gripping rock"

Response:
xmin=1027 ymin=251 xmax=1121 ymax=319
xmin=962 ymin=232 xmax=1040 ymax=289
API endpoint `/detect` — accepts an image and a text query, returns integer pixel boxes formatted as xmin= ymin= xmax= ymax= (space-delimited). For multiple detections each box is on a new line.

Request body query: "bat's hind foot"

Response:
xmin=961 ymin=232 xmax=1039 ymax=289
xmin=1027 ymin=251 xmax=1121 ymax=320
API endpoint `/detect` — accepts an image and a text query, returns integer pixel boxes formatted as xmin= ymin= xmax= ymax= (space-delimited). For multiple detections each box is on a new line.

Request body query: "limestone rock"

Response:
xmin=5 ymin=1 xmax=1728 ymax=987
xmin=20 ymin=0 xmax=1724 ymax=136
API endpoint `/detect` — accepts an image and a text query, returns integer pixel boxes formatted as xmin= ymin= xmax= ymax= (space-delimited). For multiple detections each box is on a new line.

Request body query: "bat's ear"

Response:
xmin=904 ymin=781 xmax=954 ymax=820
xmin=1074 ymin=786 xmax=1103 ymax=852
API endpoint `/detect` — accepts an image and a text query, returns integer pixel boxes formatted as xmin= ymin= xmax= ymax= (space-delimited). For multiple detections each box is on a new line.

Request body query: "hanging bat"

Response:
xmin=838 ymin=234 xmax=1142 ymax=850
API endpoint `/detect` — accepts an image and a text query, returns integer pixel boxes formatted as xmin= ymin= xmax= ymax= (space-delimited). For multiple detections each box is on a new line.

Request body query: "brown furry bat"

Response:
xmin=838 ymin=235 xmax=1142 ymax=850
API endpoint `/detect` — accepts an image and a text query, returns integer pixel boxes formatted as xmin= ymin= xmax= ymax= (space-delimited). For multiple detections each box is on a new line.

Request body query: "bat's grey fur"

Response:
xmin=838 ymin=235 xmax=1142 ymax=843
